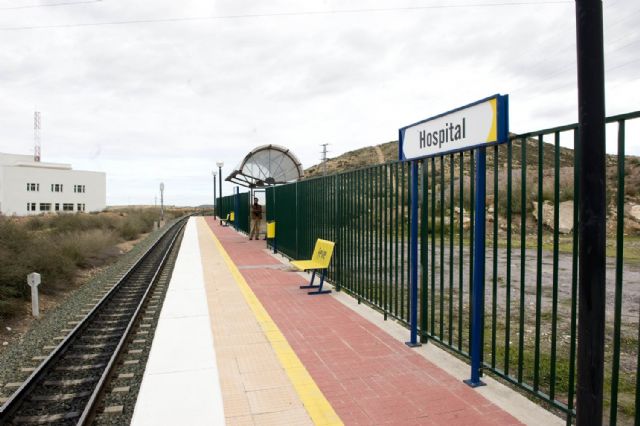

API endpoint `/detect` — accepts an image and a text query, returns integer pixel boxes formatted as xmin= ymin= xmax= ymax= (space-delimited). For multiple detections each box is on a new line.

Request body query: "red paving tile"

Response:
xmin=204 ymin=218 xmax=523 ymax=426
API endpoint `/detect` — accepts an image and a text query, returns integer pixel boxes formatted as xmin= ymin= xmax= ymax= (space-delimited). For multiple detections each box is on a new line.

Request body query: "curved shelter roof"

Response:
xmin=225 ymin=144 xmax=304 ymax=188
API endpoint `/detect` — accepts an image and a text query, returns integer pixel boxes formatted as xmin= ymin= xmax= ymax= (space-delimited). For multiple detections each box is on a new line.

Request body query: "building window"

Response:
xmin=51 ymin=184 xmax=63 ymax=192
xmin=55 ymin=203 xmax=60 ymax=211
xmin=39 ymin=203 xmax=51 ymax=211
xmin=26 ymin=183 xmax=39 ymax=192
xmin=30 ymin=202 xmax=36 ymax=211
xmin=74 ymin=185 xmax=86 ymax=193
xmin=63 ymin=203 xmax=74 ymax=211
xmin=77 ymin=203 xmax=85 ymax=212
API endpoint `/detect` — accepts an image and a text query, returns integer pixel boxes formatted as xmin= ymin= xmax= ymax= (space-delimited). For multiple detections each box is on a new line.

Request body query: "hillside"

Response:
xmin=303 ymin=138 xmax=640 ymax=237
xmin=304 ymin=138 xmax=640 ymax=201
xmin=305 ymin=141 xmax=399 ymax=177
xmin=306 ymin=137 xmax=579 ymax=177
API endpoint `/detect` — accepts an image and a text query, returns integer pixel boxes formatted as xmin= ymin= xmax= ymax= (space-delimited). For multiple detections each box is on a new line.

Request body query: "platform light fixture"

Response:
xmin=212 ymin=170 xmax=216 ymax=215
xmin=216 ymin=161 xmax=224 ymax=225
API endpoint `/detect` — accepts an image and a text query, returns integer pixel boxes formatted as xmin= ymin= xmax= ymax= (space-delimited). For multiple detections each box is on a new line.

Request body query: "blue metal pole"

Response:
xmin=406 ymin=160 xmax=422 ymax=347
xmin=465 ymin=147 xmax=487 ymax=387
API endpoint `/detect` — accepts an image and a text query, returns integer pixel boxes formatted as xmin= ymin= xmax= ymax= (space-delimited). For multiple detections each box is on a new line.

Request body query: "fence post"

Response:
xmin=234 ymin=187 xmax=239 ymax=232
xmin=465 ymin=147 xmax=486 ymax=388
xmin=575 ymin=0 xmax=606 ymax=423
xmin=406 ymin=160 xmax=421 ymax=348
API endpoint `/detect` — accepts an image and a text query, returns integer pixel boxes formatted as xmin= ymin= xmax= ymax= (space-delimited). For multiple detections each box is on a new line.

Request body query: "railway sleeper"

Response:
xmin=30 ymin=391 xmax=91 ymax=402
xmin=85 ymin=327 xmax=124 ymax=333
xmin=93 ymin=320 xmax=128 ymax=325
xmin=56 ymin=363 xmax=106 ymax=371
xmin=98 ymin=313 xmax=130 ymax=318
xmin=107 ymin=298 xmax=135 ymax=304
xmin=43 ymin=377 xmax=98 ymax=387
xmin=72 ymin=343 xmax=112 ymax=350
xmin=63 ymin=353 xmax=109 ymax=360
xmin=80 ymin=332 xmax=121 ymax=340
xmin=12 ymin=411 xmax=80 ymax=424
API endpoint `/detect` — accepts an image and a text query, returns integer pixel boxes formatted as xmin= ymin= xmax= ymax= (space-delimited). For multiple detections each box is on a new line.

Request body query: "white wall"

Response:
xmin=0 ymin=165 xmax=106 ymax=216
xmin=0 ymin=153 xmax=33 ymax=166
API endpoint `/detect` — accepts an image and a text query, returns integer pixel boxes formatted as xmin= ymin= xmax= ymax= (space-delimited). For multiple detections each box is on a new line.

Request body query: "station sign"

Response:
xmin=399 ymin=94 xmax=509 ymax=161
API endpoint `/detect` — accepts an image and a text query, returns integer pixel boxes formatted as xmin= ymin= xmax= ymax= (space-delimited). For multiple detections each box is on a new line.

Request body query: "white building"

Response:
xmin=0 ymin=153 xmax=106 ymax=216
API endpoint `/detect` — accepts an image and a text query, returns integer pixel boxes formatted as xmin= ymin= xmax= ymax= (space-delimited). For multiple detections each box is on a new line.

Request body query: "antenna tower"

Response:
xmin=320 ymin=143 xmax=329 ymax=175
xmin=34 ymin=111 xmax=41 ymax=162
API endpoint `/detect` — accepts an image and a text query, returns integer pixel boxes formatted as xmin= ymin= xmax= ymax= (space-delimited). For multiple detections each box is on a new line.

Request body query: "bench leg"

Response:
xmin=299 ymin=270 xmax=317 ymax=289
xmin=308 ymin=269 xmax=331 ymax=295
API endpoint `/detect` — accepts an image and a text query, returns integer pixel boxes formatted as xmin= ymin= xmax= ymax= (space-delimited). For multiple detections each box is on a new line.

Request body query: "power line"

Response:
xmin=0 ymin=0 xmax=101 ymax=11
xmin=0 ymin=1 xmax=571 ymax=31
xmin=509 ymin=34 xmax=639 ymax=97
xmin=509 ymin=55 xmax=640 ymax=110
xmin=606 ymin=56 xmax=640 ymax=74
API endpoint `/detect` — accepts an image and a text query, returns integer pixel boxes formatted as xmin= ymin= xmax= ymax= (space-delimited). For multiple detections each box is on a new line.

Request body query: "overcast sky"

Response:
xmin=0 ymin=0 xmax=638 ymax=206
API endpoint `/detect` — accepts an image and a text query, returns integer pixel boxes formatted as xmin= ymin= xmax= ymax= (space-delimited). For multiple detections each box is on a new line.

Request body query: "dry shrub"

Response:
xmin=57 ymin=229 xmax=120 ymax=268
xmin=0 ymin=208 xmax=185 ymax=318
xmin=116 ymin=218 xmax=145 ymax=240
xmin=0 ymin=218 xmax=76 ymax=314
xmin=47 ymin=213 xmax=119 ymax=233
xmin=494 ymin=167 xmax=575 ymax=216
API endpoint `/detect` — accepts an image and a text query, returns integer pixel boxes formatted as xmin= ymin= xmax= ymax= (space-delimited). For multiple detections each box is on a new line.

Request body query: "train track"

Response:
xmin=0 ymin=218 xmax=188 ymax=425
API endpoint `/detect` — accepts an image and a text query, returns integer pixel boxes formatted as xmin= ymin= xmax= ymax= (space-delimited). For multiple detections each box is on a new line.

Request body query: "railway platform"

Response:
xmin=132 ymin=217 xmax=562 ymax=425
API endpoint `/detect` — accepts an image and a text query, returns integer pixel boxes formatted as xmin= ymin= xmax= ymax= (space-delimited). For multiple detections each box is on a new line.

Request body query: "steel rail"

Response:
xmin=78 ymin=218 xmax=186 ymax=424
xmin=0 ymin=216 xmax=188 ymax=424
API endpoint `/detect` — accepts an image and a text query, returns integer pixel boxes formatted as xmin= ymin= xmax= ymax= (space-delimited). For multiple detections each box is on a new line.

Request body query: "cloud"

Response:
xmin=0 ymin=0 xmax=638 ymax=205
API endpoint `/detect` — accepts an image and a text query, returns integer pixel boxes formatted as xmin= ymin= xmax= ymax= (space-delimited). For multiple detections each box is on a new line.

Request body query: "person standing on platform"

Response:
xmin=249 ymin=197 xmax=262 ymax=240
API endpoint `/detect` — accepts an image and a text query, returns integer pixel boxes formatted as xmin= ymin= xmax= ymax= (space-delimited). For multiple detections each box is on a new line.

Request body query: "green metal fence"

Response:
xmin=266 ymin=110 xmax=640 ymax=424
xmin=216 ymin=195 xmax=233 ymax=222
xmin=217 ymin=191 xmax=250 ymax=234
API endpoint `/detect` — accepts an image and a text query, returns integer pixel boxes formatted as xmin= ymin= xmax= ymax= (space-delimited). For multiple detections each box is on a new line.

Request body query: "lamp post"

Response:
xmin=159 ymin=182 xmax=164 ymax=222
xmin=212 ymin=171 xmax=216 ymax=216
xmin=216 ymin=161 xmax=224 ymax=225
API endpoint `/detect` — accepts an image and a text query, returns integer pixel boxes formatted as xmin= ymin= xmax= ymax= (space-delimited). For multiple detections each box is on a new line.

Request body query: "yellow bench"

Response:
xmin=291 ymin=239 xmax=335 ymax=295
xmin=222 ymin=211 xmax=234 ymax=227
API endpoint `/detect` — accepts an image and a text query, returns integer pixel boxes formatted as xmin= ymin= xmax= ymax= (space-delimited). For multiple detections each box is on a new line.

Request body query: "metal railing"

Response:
xmin=266 ymin=110 xmax=640 ymax=424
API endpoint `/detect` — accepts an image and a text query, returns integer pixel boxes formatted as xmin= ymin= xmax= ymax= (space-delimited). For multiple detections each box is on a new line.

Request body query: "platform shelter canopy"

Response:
xmin=225 ymin=144 xmax=304 ymax=188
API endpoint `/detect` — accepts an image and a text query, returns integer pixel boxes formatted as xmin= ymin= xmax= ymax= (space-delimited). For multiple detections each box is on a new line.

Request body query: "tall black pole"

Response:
xmin=575 ymin=0 xmax=606 ymax=424
xmin=213 ymin=172 xmax=216 ymax=215
xmin=218 ymin=165 xmax=223 ymax=225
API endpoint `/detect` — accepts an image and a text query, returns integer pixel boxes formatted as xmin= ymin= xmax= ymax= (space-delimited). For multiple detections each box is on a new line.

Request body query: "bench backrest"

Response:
xmin=311 ymin=239 xmax=335 ymax=269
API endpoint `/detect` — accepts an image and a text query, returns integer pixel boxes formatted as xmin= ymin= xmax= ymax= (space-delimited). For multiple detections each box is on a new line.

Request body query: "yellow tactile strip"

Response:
xmin=197 ymin=218 xmax=342 ymax=426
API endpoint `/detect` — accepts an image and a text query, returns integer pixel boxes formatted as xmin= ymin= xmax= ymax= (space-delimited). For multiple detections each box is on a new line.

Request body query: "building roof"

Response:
xmin=0 ymin=153 xmax=34 ymax=166
xmin=0 ymin=153 xmax=71 ymax=170
xmin=225 ymin=144 xmax=304 ymax=188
